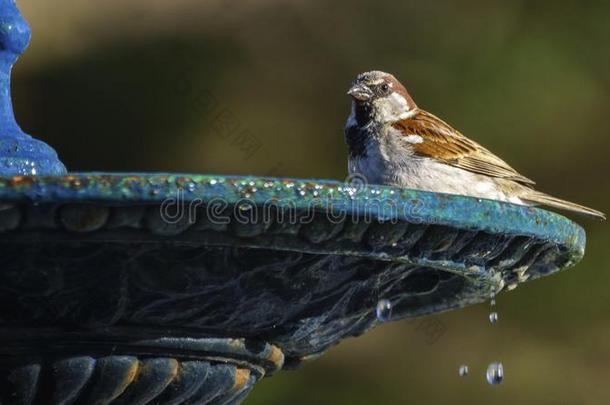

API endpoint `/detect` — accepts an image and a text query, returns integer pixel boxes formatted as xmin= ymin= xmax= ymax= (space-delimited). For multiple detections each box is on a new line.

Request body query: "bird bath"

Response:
xmin=0 ymin=1 xmax=586 ymax=403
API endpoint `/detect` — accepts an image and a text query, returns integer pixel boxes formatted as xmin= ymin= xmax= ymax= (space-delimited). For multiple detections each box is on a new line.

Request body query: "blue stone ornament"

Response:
xmin=0 ymin=0 xmax=66 ymax=175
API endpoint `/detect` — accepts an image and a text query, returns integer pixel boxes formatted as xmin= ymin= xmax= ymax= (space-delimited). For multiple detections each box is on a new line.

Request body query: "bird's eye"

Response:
xmin=381 ymin=83 xmax=390 ymax=93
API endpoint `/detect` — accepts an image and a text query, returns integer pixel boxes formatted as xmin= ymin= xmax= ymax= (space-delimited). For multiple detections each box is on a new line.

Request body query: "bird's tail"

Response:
xmin=523 ymin=191 xmax=605 ymax=220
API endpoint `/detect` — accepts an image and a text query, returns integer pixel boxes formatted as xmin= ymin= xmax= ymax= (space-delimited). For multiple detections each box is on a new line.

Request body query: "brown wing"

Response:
xmin=392 ymin=110 xmax=536 ymax=186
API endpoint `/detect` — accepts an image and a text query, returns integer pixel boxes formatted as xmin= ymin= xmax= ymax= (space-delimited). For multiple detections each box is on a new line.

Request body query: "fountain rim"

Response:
xmin=0 ymin=172 xmax=586 ymax=254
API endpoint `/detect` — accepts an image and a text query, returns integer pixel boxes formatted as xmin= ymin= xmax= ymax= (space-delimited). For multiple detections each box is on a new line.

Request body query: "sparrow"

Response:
xmin=345 ymin=70 xmax=605 ymax=219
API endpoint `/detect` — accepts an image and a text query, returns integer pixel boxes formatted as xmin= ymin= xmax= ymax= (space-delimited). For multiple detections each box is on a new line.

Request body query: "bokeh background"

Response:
xmin=14 ymin=0 xmax=610 ymax=403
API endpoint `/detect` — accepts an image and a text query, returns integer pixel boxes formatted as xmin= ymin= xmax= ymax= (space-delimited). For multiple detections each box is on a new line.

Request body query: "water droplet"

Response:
xmin=489 ymin=312 xmax=498 ymax=324
xmin=186 ymin=182 xmax=196 ymax=192
xmin=458 ymin=365 xmax=469 ymax=377
xmin=375 ymin=299 xmax=392 ymax=322
xmin=238 ymin=203 xmax=253 ymax=212
xmin=486 ymin=362 xmax=504 ymax=385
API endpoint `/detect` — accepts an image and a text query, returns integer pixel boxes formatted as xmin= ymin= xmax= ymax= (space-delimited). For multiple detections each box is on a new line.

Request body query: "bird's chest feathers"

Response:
xmin=350 ymin=126 xmax=417 ymax=183
xmin=366 ymin=129 xmax=405 ymax=165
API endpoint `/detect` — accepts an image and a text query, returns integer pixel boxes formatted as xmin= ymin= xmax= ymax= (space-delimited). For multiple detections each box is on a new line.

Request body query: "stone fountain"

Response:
xmin=0 ymin=1 xmax=586 ymax=403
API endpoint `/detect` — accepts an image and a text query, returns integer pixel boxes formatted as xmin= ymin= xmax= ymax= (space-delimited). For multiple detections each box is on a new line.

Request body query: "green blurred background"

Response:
xmin=14 ymin=0 xmax=610 ymax=403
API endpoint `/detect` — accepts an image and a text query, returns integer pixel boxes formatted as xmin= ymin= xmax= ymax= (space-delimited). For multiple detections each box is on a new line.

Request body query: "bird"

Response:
xmin=344 ymin=70 xmax=605 ymax=220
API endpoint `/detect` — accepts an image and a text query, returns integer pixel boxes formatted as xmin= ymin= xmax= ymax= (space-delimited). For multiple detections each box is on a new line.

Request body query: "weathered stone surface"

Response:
xmin=0 ymin=174 xmax=586 ymax=403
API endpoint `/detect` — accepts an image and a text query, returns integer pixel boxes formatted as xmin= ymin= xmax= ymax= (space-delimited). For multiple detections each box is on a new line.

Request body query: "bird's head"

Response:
xmin=348 ymin=71 xmax=417 ymax=123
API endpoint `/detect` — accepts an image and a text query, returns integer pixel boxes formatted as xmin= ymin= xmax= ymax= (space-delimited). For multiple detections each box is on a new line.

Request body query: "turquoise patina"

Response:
xmin=0 ymin=173 xmax=586 ymax=351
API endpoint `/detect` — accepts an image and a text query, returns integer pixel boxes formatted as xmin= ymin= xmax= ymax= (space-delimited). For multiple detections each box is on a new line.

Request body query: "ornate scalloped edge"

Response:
xmin=0 ymin=173 xmax=586 ymax=256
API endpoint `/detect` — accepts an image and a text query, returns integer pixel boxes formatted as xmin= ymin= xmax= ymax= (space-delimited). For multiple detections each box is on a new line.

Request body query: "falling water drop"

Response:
xmin=375 ymin=299 xmax=392 ymax=322
xmin=458 ymin=365 xmax=469 ymax=377
xmin=489 ymin=312 xmax=498 ymax=324
xmin=486 ymin=362 xmax=504 ymax=385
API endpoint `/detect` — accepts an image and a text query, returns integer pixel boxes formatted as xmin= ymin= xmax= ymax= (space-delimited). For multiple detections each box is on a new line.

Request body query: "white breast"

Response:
xmin=348 ymin=127 xmax=525 ymax=205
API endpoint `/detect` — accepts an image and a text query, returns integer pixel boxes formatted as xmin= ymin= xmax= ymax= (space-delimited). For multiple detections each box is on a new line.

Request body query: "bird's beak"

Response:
xmin=347 ymin=84 xmax=373 ymax=102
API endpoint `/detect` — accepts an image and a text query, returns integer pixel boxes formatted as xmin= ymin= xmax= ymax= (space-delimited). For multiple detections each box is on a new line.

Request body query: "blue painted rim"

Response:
xmin=0 ymin=173 xmax=586 ymax=259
